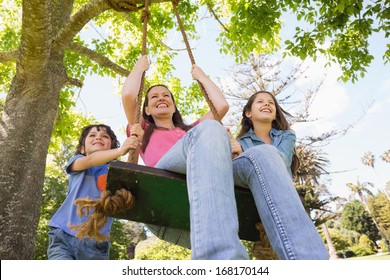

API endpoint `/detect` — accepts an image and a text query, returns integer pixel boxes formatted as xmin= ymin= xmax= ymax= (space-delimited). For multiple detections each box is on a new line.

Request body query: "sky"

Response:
xmin=75 ymin=10 xmax=390 ymax=200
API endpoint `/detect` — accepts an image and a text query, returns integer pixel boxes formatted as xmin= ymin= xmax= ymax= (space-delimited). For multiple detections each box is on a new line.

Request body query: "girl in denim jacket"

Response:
xmin=230 ymin=91 xmax=329 ymax=260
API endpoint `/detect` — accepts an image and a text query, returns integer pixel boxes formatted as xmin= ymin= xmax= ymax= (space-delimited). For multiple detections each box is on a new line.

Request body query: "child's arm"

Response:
xmin=122 ymin=56 xmax=150 ymax=126
xmin=192 ymin=65 xmax=229 ymax=122
xmin=226 ymin=127 xmax=242 ymax=158
xmin=70 ymin=136 xmax=140 ymax=172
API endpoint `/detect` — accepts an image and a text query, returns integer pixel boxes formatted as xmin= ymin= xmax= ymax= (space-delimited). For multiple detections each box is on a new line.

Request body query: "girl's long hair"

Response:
xmin=237 ymin=91 xmax=300 ymax=177
xmin=141 ymin=84 xmax=192 ymax=153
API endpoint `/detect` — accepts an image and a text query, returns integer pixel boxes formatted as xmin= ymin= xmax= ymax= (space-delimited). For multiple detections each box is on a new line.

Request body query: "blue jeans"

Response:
xmin=233 ymin=144 xmax=329 ymax=260
xmin=47 ymin=227 xmax=110 ymax=260
xmin=151 ymin=120 xmax=249 ymax=260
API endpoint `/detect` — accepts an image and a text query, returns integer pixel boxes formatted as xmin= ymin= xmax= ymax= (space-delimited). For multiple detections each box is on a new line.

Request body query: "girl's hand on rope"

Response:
xmin=134 ymin=55 xmax=150 ymax=73
xmin=119 ymin=136 xmax=141 ymax=156
xmin=191 ymin=64 xmax=207 ymax=81
xmin=129 ymin=123 xmax=144 ymax=142
xmin=226 ymin=127 xmax=242 ymax=159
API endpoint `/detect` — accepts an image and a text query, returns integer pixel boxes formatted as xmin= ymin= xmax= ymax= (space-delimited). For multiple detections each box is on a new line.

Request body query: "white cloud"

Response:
xmin=308 ymin=83 xmax=350 ymax=120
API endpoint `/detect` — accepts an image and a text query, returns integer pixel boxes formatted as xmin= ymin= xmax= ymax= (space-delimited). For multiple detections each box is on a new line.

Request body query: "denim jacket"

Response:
xmin=238 ymin=128 xmax=296 ymax=176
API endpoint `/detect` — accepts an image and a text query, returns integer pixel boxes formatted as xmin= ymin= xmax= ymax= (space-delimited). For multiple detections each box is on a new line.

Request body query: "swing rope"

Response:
xmin=128 ymin=0 xmax=151 ymax=163
xmin=172 ymin=0 xmax=219 ymax=121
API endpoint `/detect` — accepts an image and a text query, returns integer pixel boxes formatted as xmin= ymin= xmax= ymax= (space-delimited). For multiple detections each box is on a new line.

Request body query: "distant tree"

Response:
xmin=381 ymin=150 xmax=390 ymax=163
xmin=361 ymin=151 xmax=390 ymax=201
xmin=325 ymin=226 xmax=352 ymax=253
xmin=368 ymin=193 xmax=390 ymax=251
xmin=340 ymin=200 xmax=380 ymax=244
xmin=347 ymin=179 xmax=375 ymax=206
xmin=294 ymin=146 xmax=333 ymax=220
xmin=361 ymin=151 xmax=375 ymax=168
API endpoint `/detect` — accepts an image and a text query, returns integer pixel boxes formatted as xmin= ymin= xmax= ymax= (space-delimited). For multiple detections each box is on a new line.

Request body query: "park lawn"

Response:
xmin=347 ymin=253 xmax=390 ymax=260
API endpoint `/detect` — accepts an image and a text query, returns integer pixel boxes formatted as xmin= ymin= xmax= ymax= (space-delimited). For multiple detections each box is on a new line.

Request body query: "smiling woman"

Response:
xmin=136 ymin=84 xmax=193 ymax=167
xmin=117 ymin=55 xmax=249 ymax=260
xmin=144 ymin=85 xmax=176 ymax=118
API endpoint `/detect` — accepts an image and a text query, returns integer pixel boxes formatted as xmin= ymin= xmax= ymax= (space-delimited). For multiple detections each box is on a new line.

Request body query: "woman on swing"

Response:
xmin=122 ymin=55 xmax=248 ymax=260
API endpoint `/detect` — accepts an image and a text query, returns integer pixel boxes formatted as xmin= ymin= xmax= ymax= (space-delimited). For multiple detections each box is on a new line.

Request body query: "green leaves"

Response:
xmin=218 ymin=0 xmax=282 ymax=62
xmin=282 ymin=0 xmax=386 ymax=82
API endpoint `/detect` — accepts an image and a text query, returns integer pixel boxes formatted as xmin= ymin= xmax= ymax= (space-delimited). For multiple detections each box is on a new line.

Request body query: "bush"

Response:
xmin=337 ymin=250 xmax=356 ymax=258
xmin=350 ymin=235 xmax=377 ymax=257
xmin=135 ymin=236 xmax=191 ymax=260
xmin=379 ymin=240 xmax=389 ymax=253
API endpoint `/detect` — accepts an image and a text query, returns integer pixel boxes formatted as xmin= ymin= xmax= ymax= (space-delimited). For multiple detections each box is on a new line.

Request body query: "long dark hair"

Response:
xmin=141 ymin=84 xmax=192 ymax=153
xmin=237 ymin=91 xmax=300 ymax=177
xmin=75 ymin=124 xmax=120 ymax=155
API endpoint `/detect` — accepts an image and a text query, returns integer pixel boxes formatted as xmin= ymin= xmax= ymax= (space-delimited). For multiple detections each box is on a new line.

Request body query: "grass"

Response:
xmin=346 ymin=252 xmax=390 ymax=260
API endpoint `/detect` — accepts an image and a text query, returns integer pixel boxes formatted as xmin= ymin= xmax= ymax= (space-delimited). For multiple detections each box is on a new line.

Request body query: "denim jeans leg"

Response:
xmin=75 ymin=238 xmax=110 ymax=260
xmin=156 ymin=120 xmax=249 ymax=260
xmin=233 ymin=145 xmax=329 ymax=260
xmin=47 ymin=227 xmax=75 ymax=260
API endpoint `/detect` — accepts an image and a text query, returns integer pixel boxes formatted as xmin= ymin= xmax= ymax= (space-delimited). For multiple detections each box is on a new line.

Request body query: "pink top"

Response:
xmin=127 ymin=120 xmax=199 ymax=167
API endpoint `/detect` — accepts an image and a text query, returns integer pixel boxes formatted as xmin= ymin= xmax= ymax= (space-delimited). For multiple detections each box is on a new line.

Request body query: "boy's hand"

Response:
xmin=119 ymin=136 xmax=141 ymax=156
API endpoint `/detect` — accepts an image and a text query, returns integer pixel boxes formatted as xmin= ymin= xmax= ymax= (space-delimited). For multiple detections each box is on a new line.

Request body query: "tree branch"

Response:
xmin=52 ymin=0 xmax=111 ymax=52
xmin=64 ymin=77 xmax=84 ymax=88
xmin=159 ymin=40 xmax=189 ymax=52
xmin=207 ymin=3 xmax=229 ymax=32
xmin=68 ymin=42 xmax=130 ymax=77
xmin=52 ymin=0 xmax=180 ymax=53
xmin=0 ymin=51 xmax=19 ymax=63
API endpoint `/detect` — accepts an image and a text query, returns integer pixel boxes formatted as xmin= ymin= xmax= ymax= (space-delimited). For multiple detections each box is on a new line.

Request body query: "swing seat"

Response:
xmin=106 ymin=160 xmax=261 ymax=241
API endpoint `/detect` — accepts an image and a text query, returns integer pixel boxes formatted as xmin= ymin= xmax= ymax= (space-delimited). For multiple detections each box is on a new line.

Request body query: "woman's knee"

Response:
xmin=197 ymin=119 xmax=225 ymax=134
xmin=192 ymin=120 xmax=229 ymax=144
xmin=244 ymin=144 xmax=278 ymax=157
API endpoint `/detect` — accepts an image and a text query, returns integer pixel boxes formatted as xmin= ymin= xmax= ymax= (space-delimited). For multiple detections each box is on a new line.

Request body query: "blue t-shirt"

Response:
xmin=49 ymin=154 xmax=113 ymax=237
xmin=238 ymin=128 xmax=296 ymax=177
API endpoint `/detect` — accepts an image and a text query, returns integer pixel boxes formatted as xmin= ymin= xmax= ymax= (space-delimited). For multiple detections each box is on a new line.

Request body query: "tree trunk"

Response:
xmin=321 ymin=223 xmax=338 ymax=259
xmin=0 ymin=0 xmax=69 ymax=259
xmin=0 ymin=67 xmax=66 ymax=259
xmin=0 ymin=0 xmax=174 ymax=260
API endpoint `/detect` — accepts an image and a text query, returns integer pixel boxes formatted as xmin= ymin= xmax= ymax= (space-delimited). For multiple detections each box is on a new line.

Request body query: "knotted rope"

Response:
xmin=252 ymin=223 xmax=279 ymax=260
xmin=70 ymin=189 xmax=135 ymax=242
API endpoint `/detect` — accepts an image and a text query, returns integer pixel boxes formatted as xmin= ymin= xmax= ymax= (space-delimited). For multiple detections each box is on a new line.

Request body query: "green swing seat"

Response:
xmin=106 ymin=160 xmax=261 ymax=241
